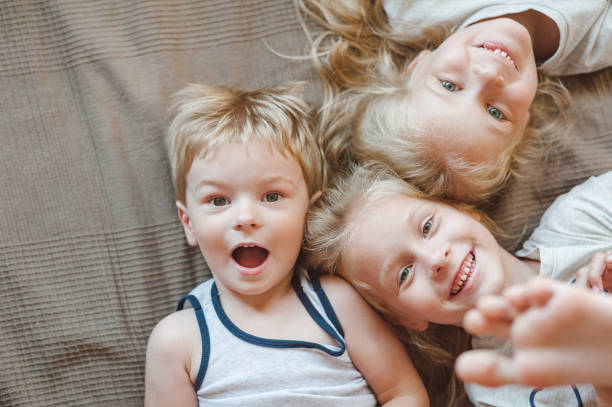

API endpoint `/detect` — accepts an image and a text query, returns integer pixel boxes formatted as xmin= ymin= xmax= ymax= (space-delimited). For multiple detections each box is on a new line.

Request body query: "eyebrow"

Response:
xmin=195 ymin=175 xmax=297 ymax=192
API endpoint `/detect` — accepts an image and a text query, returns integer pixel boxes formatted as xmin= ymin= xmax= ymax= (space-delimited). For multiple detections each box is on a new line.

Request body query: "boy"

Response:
xmin=144 ymin=82 xmax=428 ymax=406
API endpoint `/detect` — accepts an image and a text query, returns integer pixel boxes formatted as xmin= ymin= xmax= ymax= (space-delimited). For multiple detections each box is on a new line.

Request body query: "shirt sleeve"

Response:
xmin=516 ymin=171 xmax=612 ymax=279
xmin=383 ymin=0 xmax=612 ymax=76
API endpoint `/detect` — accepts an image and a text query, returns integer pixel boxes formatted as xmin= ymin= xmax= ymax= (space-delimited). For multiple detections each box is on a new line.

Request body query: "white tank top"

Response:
xmin=177 ymin=268 xmax=377 ymax=406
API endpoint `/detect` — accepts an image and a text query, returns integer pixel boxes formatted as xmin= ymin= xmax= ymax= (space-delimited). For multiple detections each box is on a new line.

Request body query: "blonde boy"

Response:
xmin=144 ymin=82 xmax=428 ymax=406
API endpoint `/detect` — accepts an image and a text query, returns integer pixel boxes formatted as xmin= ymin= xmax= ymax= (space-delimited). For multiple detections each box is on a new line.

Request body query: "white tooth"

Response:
xmin=500 ymin=51 xmax=507 ymax=57
xmin=461 ymin=274 xmax=468 ymax=281
xmin=494 ymin=49 xmax=501 ymax=54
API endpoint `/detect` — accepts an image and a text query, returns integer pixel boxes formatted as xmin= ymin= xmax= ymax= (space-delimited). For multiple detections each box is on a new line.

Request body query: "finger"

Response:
xmin=475 ymin=295 xmax=516 ymax=321
xmin=587 ymin=252 xmax=607 ymax=293
xmin=455 ymin=350 xmax=520 ymax=387
xmin=574 ymin=265 xmax=590 ymax=289
xmin=504 ymin=278 xmax=555 ymax=311
xmin=463 ymin=309 xmax=511 ymax=338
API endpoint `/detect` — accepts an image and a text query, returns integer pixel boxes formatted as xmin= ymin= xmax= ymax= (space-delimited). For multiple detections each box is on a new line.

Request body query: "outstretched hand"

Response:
xmin=455 ymin=278 xmax=612 ymax=389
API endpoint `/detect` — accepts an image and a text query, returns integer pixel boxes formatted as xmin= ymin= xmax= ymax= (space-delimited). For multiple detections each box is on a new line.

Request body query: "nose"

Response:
xmin=428 ymin=243 xmax=450 ymax=279
xmin=232 ymin=200 xmax=260 ymax=231
xmin=472 ymin=63 xmax=505 ymax=91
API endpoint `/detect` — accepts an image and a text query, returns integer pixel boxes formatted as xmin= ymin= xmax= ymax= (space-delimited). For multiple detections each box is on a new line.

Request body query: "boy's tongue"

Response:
xmin=233 ymin=247 xmax=269 ymax=268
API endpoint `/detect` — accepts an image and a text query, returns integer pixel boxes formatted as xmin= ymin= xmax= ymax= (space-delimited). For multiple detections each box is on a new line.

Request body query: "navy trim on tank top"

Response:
xmin=307 ymin=269 xmax=345 ymax=337
xmin=528 ymin=385 xmax=583 ymax=407
xmin=211 ymin=275 xmax=345 ymax=356
xmin=177 ymin=295 xmax=210 ymax=391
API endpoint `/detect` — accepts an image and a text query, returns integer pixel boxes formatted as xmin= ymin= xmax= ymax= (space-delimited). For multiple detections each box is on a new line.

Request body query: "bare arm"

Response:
xmin=320 ymin=275 xmax=429 ymax=406
xmin=144 ymin=310 xmax=200 ymax=407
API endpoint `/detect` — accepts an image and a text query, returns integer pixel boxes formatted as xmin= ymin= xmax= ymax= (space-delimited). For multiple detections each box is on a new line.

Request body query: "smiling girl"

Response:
xmin=304 ymin=163 xmax=612 ymax=406
xmin=298 ymin=0 xmax=612 ymax=203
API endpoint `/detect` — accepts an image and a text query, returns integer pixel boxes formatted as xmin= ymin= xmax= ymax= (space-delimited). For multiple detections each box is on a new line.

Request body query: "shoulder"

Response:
xmin=317 ymin=274 xmax=381 ymax=327
xmin=146 ymin=309 xmax=201 ymax=369
xmin=318 ymin=274 xmax=366 ymax=306
xmin=541 ymin=172 xmax=612 ymax=221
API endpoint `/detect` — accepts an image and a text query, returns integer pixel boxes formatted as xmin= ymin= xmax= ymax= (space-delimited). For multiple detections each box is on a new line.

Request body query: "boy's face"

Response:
xmin=404 ymin=18 xmax=538 ymax=164
xmin=344 ymin=193 xmax=506 ymax=330
xmin=177 ymin=141 xmax=312 ymax=299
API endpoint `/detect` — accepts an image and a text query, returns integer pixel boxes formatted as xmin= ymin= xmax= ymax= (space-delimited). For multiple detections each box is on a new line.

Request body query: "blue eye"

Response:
xmin=263 ymin=192 xmax=281 ymax=202
xmin=422 ymin=219 xmax=433 ymax=237
xmin=487 ymin=106 xmax=506 ymax=120
xmin=440 ymin=80 xmax=458 ymax=92
xmin=399 ymin=266 xmax=412 ymax=286
xmin=210 ymin=197 xmax=228 ymax=206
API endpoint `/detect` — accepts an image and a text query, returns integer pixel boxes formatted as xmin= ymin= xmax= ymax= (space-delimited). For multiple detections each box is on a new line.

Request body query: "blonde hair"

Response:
xmin=304 ymin=162 xmax=488 ymax=407
xmin=166 ymin=82 xmax=326 ymax=203
xmin=298 ymin=0 xmax=571 ymax=204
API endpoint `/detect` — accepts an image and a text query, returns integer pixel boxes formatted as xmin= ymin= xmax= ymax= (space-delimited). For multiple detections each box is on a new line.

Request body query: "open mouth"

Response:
xmin=450 ymin=251 xmax=475 ymax=296
xmin=475 ymin=41 xmax=517 ymax=70
xmin=232 ymin=244 xmax=269 ymax=268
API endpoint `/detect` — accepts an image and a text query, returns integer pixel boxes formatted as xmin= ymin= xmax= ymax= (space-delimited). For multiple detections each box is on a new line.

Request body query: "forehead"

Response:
xmin=187 ymin=141 xmax=304 ymax=184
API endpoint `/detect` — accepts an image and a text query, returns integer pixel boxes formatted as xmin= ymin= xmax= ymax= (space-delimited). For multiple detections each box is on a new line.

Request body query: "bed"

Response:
xmin=0 ymin=1 xmax=610 ymax=406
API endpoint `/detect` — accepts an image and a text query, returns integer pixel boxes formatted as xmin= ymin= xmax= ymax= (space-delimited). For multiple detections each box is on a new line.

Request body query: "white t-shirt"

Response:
xmin=384 ymin=0 xmax=612 ymax=75
xmin=466 ymin=171 xmax=612 ymax=406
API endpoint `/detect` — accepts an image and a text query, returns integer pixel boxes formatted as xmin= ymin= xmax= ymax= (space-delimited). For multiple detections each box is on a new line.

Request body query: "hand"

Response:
xmin=574 ymin=251 xmax=612 ymax=293
xmin=456 ymin=279 xmax=612 ymax=388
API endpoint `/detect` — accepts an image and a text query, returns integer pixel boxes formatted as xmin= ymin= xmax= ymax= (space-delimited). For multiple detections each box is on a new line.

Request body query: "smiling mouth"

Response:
xmin=476 ymin=42 xmax=517 ymax=70
xmin=232 ymin=245 xmax=269 ymax=268
xmin=451 ymin=252 xmax=475 ymax=296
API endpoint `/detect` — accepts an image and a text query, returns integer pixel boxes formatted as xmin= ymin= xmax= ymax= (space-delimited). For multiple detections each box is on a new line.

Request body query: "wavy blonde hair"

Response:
xmin=304 ymin=162 xmax=487 ymax=407
xmin=298 ymin=0 xmax=571 ymax=204
xmin=166 ymin=81 xmax=326 ymax=204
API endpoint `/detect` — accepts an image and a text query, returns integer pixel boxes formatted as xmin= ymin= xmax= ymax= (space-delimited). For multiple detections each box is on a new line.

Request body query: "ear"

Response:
xmin=400 ymin=49 xmax=431 ymax=81
xmin=176 ymin=201 xmax=198 ymax=246
xmin=387 ymin=313 xmax=429 ymax=332
xmin=309 ymin=190 xmax=322 ymax=205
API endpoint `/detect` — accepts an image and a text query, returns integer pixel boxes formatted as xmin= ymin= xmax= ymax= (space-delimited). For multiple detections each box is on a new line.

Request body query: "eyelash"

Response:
xmin=206 ymin=191 xmax=283 ymax=207
xmin=422 ymin=216 xmax=434 ymax=237
xmin=439 ymin=80 xmax=507 ymax=121
xmin=263 ymin=192 xmax=282 ymax=203
xmin=209 ymin=196 xmax=229 ymax=207
xmin=398 ymin=266 xmax=412 ymax=287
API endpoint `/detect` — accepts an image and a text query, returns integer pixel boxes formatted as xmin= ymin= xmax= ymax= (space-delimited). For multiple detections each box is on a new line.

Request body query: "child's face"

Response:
xmin=344 ymin=193 xmax=506 ymax=330
xmin=177 ymin=141 xmax=312 ymax=299
xmin=405 ymin=18 xmax=538 ymax=164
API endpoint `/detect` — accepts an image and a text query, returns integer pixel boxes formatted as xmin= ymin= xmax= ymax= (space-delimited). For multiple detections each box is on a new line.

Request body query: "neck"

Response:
xmin=499 ymin=246 xmax=540 ymax=290
xmin=503 ymin=10 xmax=560 ymax=62
xmin=215 ymin=271 xmax=295 ymax=315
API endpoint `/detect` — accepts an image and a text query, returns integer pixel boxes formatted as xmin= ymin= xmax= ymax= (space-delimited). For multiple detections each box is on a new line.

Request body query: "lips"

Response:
xmin=450 ymin=251 xmax=475 ymax=296
xmin=232 ymin=244 xmax=269 ymax=269
xmin=475 ymin=41 xmax=518 ymax=70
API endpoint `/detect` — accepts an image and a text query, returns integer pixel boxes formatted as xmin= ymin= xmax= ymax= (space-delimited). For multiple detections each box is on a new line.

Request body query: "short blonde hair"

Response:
xmin=166 ymin=82 xmax=326 ymax=204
